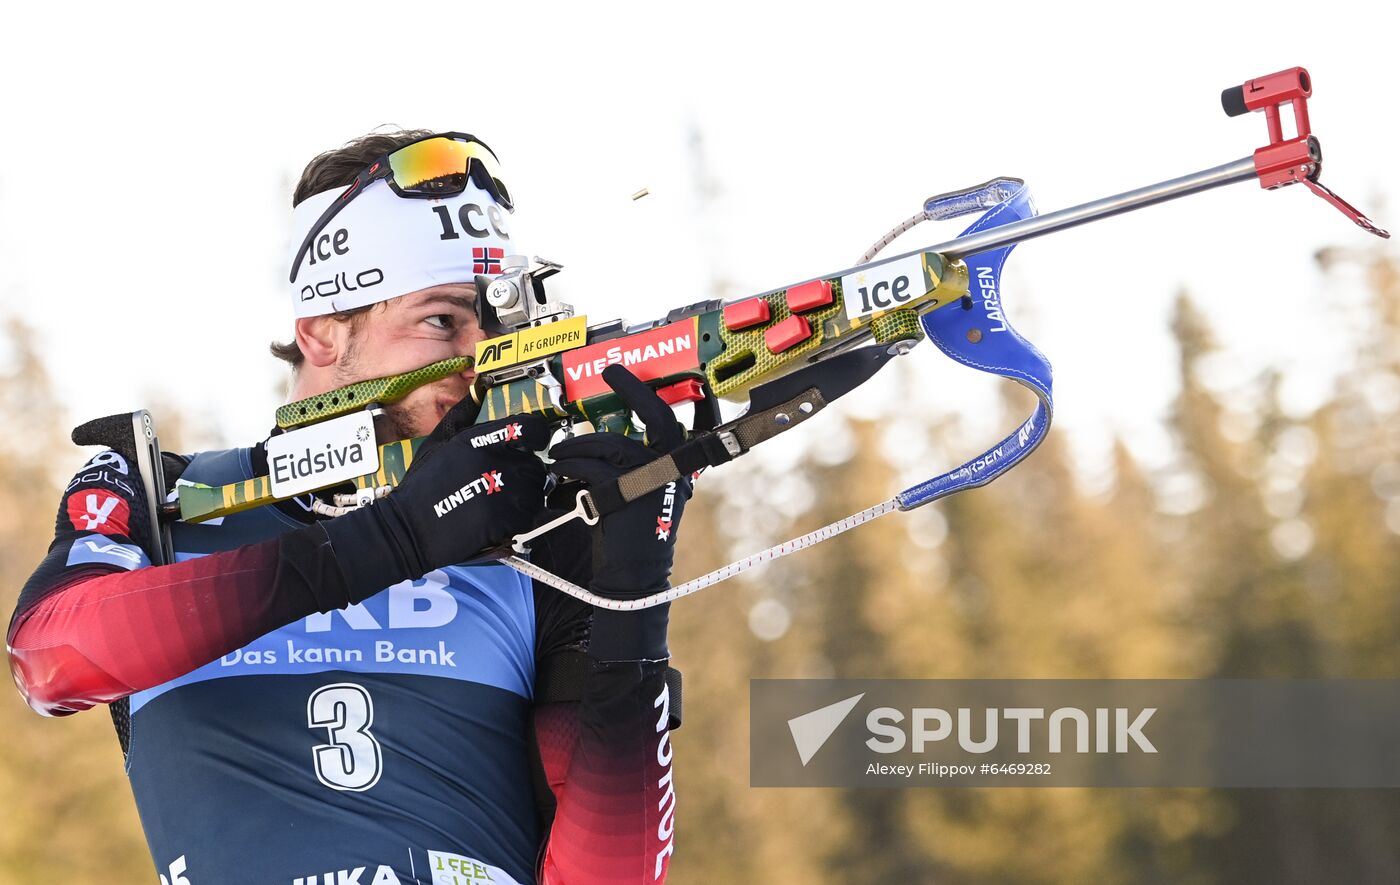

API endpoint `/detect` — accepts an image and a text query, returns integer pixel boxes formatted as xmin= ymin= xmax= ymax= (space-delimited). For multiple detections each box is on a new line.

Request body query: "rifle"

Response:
xmin=84 ymin=66 xmax=1386 ymax=603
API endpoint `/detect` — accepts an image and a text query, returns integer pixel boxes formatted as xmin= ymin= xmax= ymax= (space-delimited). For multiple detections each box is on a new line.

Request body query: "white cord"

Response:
xmin=504 ymin=498 xmax=899 ymax=610
xmin=859 ymin=211 xmax=930 ymax=264
xmin=311 ymin=486 xmax=391 ymax=518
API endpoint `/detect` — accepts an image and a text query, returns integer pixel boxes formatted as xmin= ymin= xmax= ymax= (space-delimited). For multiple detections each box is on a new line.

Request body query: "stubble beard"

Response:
xmin=379 ymin=399 xmax=421 ymax=441
xmin=332 ymin=334 xmax=464 ymax=441
xmin=333 ymin=335 xmax=418 ymax=442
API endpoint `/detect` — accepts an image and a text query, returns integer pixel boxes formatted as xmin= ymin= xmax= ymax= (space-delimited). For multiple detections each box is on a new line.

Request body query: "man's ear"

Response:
xmin=295 ymin=315 xmax=349 ymax=369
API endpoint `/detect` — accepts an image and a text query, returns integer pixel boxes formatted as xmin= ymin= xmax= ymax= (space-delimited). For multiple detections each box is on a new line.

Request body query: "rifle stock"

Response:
xmin=171 ymin=64 xmax=1387 ymax=527
xmin=175 ymin=248 xmax=965 ymax=524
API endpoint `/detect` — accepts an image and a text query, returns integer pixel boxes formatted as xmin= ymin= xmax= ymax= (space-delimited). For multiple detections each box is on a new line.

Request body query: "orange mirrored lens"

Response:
xmin=388 ymin=137 xmax=508 ymax=203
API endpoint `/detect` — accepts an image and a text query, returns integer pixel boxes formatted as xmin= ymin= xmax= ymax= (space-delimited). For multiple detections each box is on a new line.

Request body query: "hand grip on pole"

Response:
xmin=1222 ymin=66 xmax=1387 ymax=238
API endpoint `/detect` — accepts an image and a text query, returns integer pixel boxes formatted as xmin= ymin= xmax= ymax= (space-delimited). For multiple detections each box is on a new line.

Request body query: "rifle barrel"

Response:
xmin=738 ymin=156 xmax=1262 ymax=305
xmin=932 ymin=156 xmax=1259 ymax=260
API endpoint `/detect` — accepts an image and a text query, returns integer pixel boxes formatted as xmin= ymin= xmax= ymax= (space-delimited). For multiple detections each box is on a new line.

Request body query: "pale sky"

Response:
xmin=0 ymin=1 xmax=1395 ymax=485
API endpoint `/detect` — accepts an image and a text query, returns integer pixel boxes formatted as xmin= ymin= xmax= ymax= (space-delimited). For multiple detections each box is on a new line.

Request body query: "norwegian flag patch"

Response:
xmin=472 ymin=247 xmax=504 ymax=275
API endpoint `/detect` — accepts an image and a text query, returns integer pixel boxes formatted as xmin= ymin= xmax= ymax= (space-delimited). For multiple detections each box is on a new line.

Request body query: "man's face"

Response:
xmin=332 ymin=283 xmax=487 ymax=439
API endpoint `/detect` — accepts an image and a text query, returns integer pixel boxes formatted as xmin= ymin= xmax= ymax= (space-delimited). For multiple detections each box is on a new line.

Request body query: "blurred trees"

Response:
xmin=667 ymin=243 xmax=1400 ymax=885
xmin=0 ymin=246 xmax=1396 ymax=883
xmin=0 ymin=320 xmax=152 ymax=883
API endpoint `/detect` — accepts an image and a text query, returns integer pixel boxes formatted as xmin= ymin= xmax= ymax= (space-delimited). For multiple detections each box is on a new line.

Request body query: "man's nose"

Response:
xmin=459 ymin=331 xmax=487 ymax=385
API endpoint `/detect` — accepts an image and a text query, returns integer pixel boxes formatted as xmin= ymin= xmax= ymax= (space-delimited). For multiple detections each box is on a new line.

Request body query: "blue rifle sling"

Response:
xmin=897 ymin=181 xmax=1054 ymax=509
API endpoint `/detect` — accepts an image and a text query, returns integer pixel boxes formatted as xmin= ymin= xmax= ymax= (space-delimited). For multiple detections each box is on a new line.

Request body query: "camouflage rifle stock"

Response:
xmin=163 ymin=66 xmax=1384 ymax=554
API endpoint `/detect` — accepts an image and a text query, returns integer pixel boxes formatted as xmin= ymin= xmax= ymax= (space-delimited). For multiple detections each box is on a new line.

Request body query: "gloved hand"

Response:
xmin=321 ymin=407 xmax=550 ymax=601
xmin=548 ymin=365 xmax=693 ymax=604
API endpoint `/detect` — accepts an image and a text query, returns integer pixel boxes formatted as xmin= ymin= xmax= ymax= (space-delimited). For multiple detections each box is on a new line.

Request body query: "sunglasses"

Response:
xmin=289 ymin=132 xmax=513 ymax=284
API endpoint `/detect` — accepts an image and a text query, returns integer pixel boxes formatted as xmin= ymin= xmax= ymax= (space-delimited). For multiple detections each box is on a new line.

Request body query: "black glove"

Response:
xmin=321 ymin=408 xmax=550 ymax=602
xmin=548 ymin=365 xmax=693 ymax=600
xmin=547 ymin=366 xmax=693 ymax=660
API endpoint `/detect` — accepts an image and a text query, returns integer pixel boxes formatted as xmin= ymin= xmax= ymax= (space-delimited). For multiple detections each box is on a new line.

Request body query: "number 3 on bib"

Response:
xmin=307 ymin=683 xmax=383 ymax=791
xmin=159 ymin=855 xmax=191 ymax=885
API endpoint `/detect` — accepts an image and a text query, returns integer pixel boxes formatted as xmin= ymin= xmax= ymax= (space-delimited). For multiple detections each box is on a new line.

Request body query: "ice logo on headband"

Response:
xmin=287 ymin=177 xmax=516 ymax=319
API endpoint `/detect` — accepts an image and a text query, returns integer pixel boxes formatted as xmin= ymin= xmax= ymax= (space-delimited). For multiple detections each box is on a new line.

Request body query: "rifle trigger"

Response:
xmin=537 ymin=371 xmax=568 ymax=412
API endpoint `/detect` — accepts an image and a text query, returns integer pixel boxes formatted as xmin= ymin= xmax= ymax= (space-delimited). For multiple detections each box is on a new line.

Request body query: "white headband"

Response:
xmin=287 ymin=177 xmax=516 ymax=318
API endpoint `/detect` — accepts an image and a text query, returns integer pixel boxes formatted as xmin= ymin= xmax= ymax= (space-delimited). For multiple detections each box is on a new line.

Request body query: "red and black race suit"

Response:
xmin=7 ymin=443 xmax=676 ymax=884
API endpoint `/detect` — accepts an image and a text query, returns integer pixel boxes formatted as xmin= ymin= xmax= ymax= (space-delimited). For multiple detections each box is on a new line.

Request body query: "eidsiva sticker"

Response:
xmin=66 ymin=489 xmax=130 ymax=535
xmin=266 ymin=410 xmax=379 ymax=500
xmin=841 ymin=255 xmax=930 ymax=320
